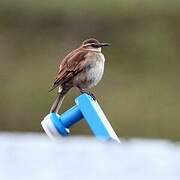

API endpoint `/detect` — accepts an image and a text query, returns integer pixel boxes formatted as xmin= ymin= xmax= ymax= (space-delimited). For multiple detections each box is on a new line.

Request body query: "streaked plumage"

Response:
xmin=50 ymin=38 xmax=109 ymax=113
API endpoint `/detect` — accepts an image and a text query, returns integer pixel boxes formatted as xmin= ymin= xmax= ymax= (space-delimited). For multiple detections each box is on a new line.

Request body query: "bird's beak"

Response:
xmin=98 ymin=43 xmax=110 ymax=47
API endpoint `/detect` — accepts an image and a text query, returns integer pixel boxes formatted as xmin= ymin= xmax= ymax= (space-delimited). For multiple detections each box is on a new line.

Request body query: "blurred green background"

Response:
xmin=0 ymin=0 xmax=180 ymax=140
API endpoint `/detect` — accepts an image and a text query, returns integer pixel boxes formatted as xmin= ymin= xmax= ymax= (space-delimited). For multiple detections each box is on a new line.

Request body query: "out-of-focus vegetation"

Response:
xmin=0 ymin=0 xmax=180 ymax=140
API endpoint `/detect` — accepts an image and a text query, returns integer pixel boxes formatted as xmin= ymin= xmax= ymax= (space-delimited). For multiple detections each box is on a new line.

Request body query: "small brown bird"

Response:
xmin=49 ymin=38 xmax=109 ymax=113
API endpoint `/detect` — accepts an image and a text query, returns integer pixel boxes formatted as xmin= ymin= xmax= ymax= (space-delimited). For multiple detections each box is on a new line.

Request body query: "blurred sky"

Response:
xmin=0 ymin=0 xmax=180 ymax=140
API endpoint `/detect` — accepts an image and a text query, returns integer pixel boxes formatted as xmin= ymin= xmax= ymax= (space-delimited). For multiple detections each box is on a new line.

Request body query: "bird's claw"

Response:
xmin=87 ymin=92 xmax=96 ymax=101
xmin=81 ymin=91 xmax=96 ymax=101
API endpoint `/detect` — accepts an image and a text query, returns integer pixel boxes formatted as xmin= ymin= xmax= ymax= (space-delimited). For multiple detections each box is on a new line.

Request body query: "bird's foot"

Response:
xmin=80 ymin=91 xmax=96 ymax=100
xmin=87 ymin=92 xmax=96 ymax=100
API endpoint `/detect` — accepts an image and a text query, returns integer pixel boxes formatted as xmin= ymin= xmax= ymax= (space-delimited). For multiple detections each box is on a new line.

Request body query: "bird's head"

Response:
xmin=81 ymin=38 xmax=109 ymax=52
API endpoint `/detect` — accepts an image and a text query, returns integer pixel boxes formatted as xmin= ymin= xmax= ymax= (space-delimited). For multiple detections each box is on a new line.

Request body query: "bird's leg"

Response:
xmin=78 ymin=88 xmax=96 ymax=100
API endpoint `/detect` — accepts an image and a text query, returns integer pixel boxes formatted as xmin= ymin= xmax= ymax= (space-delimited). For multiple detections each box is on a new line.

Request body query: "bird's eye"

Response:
xmin=91 ymin=44 xmax=98 ymax=48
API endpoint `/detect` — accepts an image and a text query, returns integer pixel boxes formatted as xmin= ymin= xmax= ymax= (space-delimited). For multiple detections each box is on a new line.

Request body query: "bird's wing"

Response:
xmin=49 ymin=49 xmax=87 ymax=91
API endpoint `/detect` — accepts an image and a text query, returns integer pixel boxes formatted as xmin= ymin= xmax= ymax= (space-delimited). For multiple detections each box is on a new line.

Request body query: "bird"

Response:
xmin=49 ymin=38 xmax=109 ymax=113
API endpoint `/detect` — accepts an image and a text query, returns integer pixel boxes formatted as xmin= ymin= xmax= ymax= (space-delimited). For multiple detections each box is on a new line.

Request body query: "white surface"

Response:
xmin=0 ymin=133 xmax=180 ymax=180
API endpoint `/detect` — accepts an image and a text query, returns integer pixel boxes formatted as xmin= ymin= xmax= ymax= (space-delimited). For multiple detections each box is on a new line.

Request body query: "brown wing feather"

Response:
xmin=49 ymin=48 xmax=87 ymax=91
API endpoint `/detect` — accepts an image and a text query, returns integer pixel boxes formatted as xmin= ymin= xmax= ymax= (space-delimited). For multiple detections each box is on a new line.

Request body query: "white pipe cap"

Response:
xmin=41 ymin=114 xmax=61 ymax=140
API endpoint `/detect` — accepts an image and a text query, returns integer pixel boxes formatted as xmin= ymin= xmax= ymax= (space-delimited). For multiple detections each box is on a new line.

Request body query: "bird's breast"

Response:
xmin=80 ymin=52 xmax=105 ymax=88
xmin=73 ymin=51 xmax=105 ymax=89
xmin=87 ymin=53 xmax=104 ymax=81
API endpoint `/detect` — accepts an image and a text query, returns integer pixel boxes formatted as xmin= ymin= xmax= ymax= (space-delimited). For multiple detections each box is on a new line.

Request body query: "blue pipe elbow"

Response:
xmin=41 ymin=94 xmax=120 ymax=143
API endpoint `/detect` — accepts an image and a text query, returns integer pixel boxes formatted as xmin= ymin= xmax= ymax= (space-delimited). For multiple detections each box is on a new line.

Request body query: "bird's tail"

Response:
xmin=50 ymin=87 xmax=68 ymax=113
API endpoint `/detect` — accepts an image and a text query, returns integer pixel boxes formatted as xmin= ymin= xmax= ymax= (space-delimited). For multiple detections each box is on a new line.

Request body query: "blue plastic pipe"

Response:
xmin=42 ymin=94 xmax=120 ymax=143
